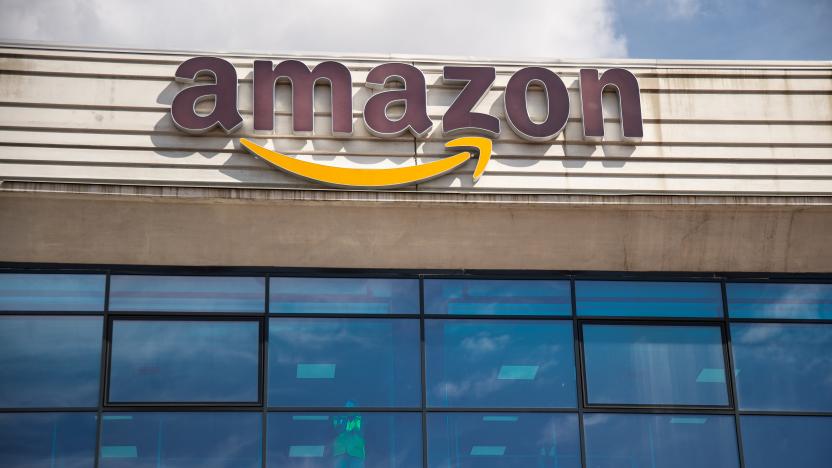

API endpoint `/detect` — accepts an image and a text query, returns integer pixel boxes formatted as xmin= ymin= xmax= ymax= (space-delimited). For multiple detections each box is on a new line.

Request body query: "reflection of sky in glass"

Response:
xmin=109 ymin=320 xmax=259 ymax=403
xmin=424 ymin=279 xmax=572 ymax=316
xmin=0 ymin=316 xmax=102 ymax=407
xmin=268 ymin=318 xmax=421 ymax=407
xmin=583 ymin=324 xmax=728 ymax=406
xmin=100 ymin=412 xmax=261 ymax=468
xmin=0 ymin=413 xmax=97 ymax=468
xmin=425 ymin=319 xmax=576 ymax=408
xmin=110 ymin=275 xmax=265 ymax=312
xmin=576 ymin=281 xmax=723 ymax=317
xmin=270 ymin=277 xmax=420 ymax=314
xmin=727 ymin=283 xmax=832 ymax=319
xmin=0 ymin=274 xmax=105 ymax=311
xmin=584 ymin=413 xmax=739 ymax=468
xmin=740 ymin=416 xmax=832 ymax=468
xmin=731 ymin=323 xmax=832 ymax=411
xmin=427 ymin=412 xmax=580 ymax=468
xmin=267 ymin=412 xmax=422 ymax=468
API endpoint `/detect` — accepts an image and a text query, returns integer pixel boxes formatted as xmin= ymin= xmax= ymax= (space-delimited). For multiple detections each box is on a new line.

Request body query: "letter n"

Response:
xmin=579 ymin=68 xmax=643 ymax=141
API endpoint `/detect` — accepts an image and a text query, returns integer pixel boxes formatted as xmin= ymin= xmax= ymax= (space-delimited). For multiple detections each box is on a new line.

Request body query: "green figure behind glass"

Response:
xmin=333 ymin=401 xmax=365 ymax=468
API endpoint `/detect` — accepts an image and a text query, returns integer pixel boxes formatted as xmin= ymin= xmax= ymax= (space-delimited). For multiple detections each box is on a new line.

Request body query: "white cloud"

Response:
xmin=0 ymin=0 xmax=628 ymax=59
xmin=633 ymin=0 xmax=702 ymax=19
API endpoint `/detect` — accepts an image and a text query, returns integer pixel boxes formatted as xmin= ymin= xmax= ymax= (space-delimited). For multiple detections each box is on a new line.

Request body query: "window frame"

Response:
xmin=2 ymin=265 xmax=832 ymax=468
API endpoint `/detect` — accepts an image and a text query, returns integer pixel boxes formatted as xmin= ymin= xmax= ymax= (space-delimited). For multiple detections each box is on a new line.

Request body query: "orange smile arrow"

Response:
xmin=240 ymin=136 xmax=492 ymax=188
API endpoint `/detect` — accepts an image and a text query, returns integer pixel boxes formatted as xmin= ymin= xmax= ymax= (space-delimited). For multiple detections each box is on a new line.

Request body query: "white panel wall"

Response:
xmin=1 ymin=45 xmax=831 ymax=195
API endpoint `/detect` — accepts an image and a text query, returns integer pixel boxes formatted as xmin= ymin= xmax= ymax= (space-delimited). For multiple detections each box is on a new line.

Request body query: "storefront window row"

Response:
xmin=1 ymin=270 xmax=831 ymax=468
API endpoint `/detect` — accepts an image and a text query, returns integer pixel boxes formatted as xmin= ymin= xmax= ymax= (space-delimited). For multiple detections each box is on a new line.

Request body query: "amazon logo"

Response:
xmin=170 ymin=57 xmax=643 ymax=188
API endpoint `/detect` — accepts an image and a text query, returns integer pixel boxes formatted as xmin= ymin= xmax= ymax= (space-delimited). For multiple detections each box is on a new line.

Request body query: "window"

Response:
xmin=583 ymin=413 xmax=739 ymax=468
xmin=108 ymin=320 xmax=260 ymax=403
xmin=109 ymin=275 xmax=265 ymax=313
xmin=740 ymin=416 xmax=832 ymax=468
xmin=576 ymin=281 xmax=723 ymax=317
xmin=266 ymin=412 xmax=422 ymax=468
xmin=268 ymin=318 xmax=421 ymax=407
xmin=731 ymin=323 xmax=832 ymax=411
xmin=99 ymin=412 xmax=261 ymax=468
xmin=582 ymin=324 xmax=728 ymax=406
xmin=427 ymin=412 xmax=580 ymax=468
xmin=425 ymin=319 xmax=576 ymax=408
xmin=424 ymin=279 xmax=571 ymax=315
xmin=0 ymin=412 xmax=97 ymax=468
xmin=0 ymin=273 xmax=105 ymax=312
xmin=270 ymin=277 xmax=419 ymax=314
xmin=727 ymin=282 xmax=832 ymax=319
xmin=0 ymin=316 xmax=102 ymax=407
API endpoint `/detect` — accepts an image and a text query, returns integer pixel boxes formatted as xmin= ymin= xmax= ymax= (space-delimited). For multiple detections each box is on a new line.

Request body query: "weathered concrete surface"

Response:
xmin=2 ymin=189 xmax=830 ymax=272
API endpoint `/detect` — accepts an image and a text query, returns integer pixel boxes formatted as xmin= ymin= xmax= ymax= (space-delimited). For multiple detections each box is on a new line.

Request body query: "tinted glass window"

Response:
xmin=0 ymin=412 xmax=97 ymax=468
xmin=424 ymin=279 xmax=571 ymax=315
xmin=100 ymin=412 xmax=261 ymax=468
xmin=727 ymin=283 xmax=832 ymax=319
xmin=740 ymin=416 xmax=832 ymax=468
xmin=583 ymin=324 xmax=728 ymax=406
xmin=109 ymin=320 xmax=260 ymax=403
xmin=0 ymin=273 xmax=105 ymax=312
xmin=427 ymin=412 xmax=580 ymax=468
xmin=731 ymin=323 xmax=832 ymax=411
xmin=425 ymin=319 xmax=576 ymax=408
xmin=0 ymin=316 xmax=102 ymax=407
xmin=576 ymin=281 xmax=723 ymax=317
xmin=109 ymin=275 xmax=264 ymax=313
xmin=270 ymin=277 xmax=419 ymax=314
xmin=268 ymin=318 xmax=420 ymax=407
xmin=267 ymin=412 xmax=421 ymax=468
xmin=584 ymin=413 xmax=739 ymax=468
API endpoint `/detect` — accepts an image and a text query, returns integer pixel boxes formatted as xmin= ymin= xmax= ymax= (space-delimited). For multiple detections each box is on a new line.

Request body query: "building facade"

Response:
xmin=0 ymin=43 xmax=831 ymax=467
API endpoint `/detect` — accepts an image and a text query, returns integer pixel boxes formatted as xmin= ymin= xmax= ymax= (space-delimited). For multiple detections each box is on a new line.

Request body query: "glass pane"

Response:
xmin=0 ymin=316 xmax=102 ymax=407
xmin=576 ymin=281 xmax=723 ymax=317
xmin=267 ymin=412 xmax=421 ymax=468
xmin=740 ymin=416 xmax=832 ymax=468
xmin=583 ymin=324 xmax=728 ymax=406
xmin=270 ymin=277 xmax=419 ymax=314
xmin=425 ymin=319 xmax=576 ymax=408
xmin=427 ymin=412 xmax=580 ymax=468
xmin=584 ymin=413 xmax=739 ymax=468
xmin=268 ymin=318 xmax=420 ymax=407
xmin=109 ymin=275 xmax=264 ymax=313
xmin=0 ymin=273 xmax=105 ymax=312
xmin=731 ymin=323 xmax=832 ymax=411
xmin=100 ymin=412 xmax=261 ymax=468
xmin=0 ymin=412 xmax=97 ymax=468
xmin=109 ymin=320 xmax=260 ymax=403
xmin=727 ymin=283 xmax=832 ymax=319
xmin=424 ymin=279 xmax=571 ymax=316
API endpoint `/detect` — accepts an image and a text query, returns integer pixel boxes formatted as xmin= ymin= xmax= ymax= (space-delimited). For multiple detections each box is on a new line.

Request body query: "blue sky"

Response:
xmin=0 ymin=0 xmax=829 ymax=60
xmin=614 ymin=0 xmax=832 ymax=59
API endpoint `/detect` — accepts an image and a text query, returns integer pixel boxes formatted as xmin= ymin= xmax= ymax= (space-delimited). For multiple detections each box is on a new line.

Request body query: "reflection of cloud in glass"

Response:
xmin=0 ymin=316 xmax=102 ymax=406
xmin=109 ymin=321 xmax=259 ymax=402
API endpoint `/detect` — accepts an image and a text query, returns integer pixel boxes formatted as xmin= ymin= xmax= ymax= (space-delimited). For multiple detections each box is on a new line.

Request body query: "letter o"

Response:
xmin=504 ymin=67 xmax=570 ymax=141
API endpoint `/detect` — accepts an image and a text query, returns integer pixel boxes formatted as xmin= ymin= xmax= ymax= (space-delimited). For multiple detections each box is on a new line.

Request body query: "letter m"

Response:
xmin=253 ymin=60 xmax=353 ymax=135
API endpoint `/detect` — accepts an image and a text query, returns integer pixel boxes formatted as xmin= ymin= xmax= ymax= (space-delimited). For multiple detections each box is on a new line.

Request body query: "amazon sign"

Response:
xmin=170 ymin=57 xmax=643 ymax=188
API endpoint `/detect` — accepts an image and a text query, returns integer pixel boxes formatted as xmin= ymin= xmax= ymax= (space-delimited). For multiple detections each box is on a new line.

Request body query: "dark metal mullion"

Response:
xmin=262 ymin=273 xmax=269 ymax=468
xmin=419 ymin=275 xmax=428 ymax=468
xmin=722 ymin=280 xmax=747 ymax=468
xmin=93 ymin=270 xmax=110 ymax=468
xmin=571 ymin=278 xmax=589 ymax=468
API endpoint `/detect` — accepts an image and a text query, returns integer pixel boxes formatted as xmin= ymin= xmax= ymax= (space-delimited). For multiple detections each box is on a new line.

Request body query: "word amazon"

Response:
xmin=170 ymin=57 xmax=643 ymax=188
